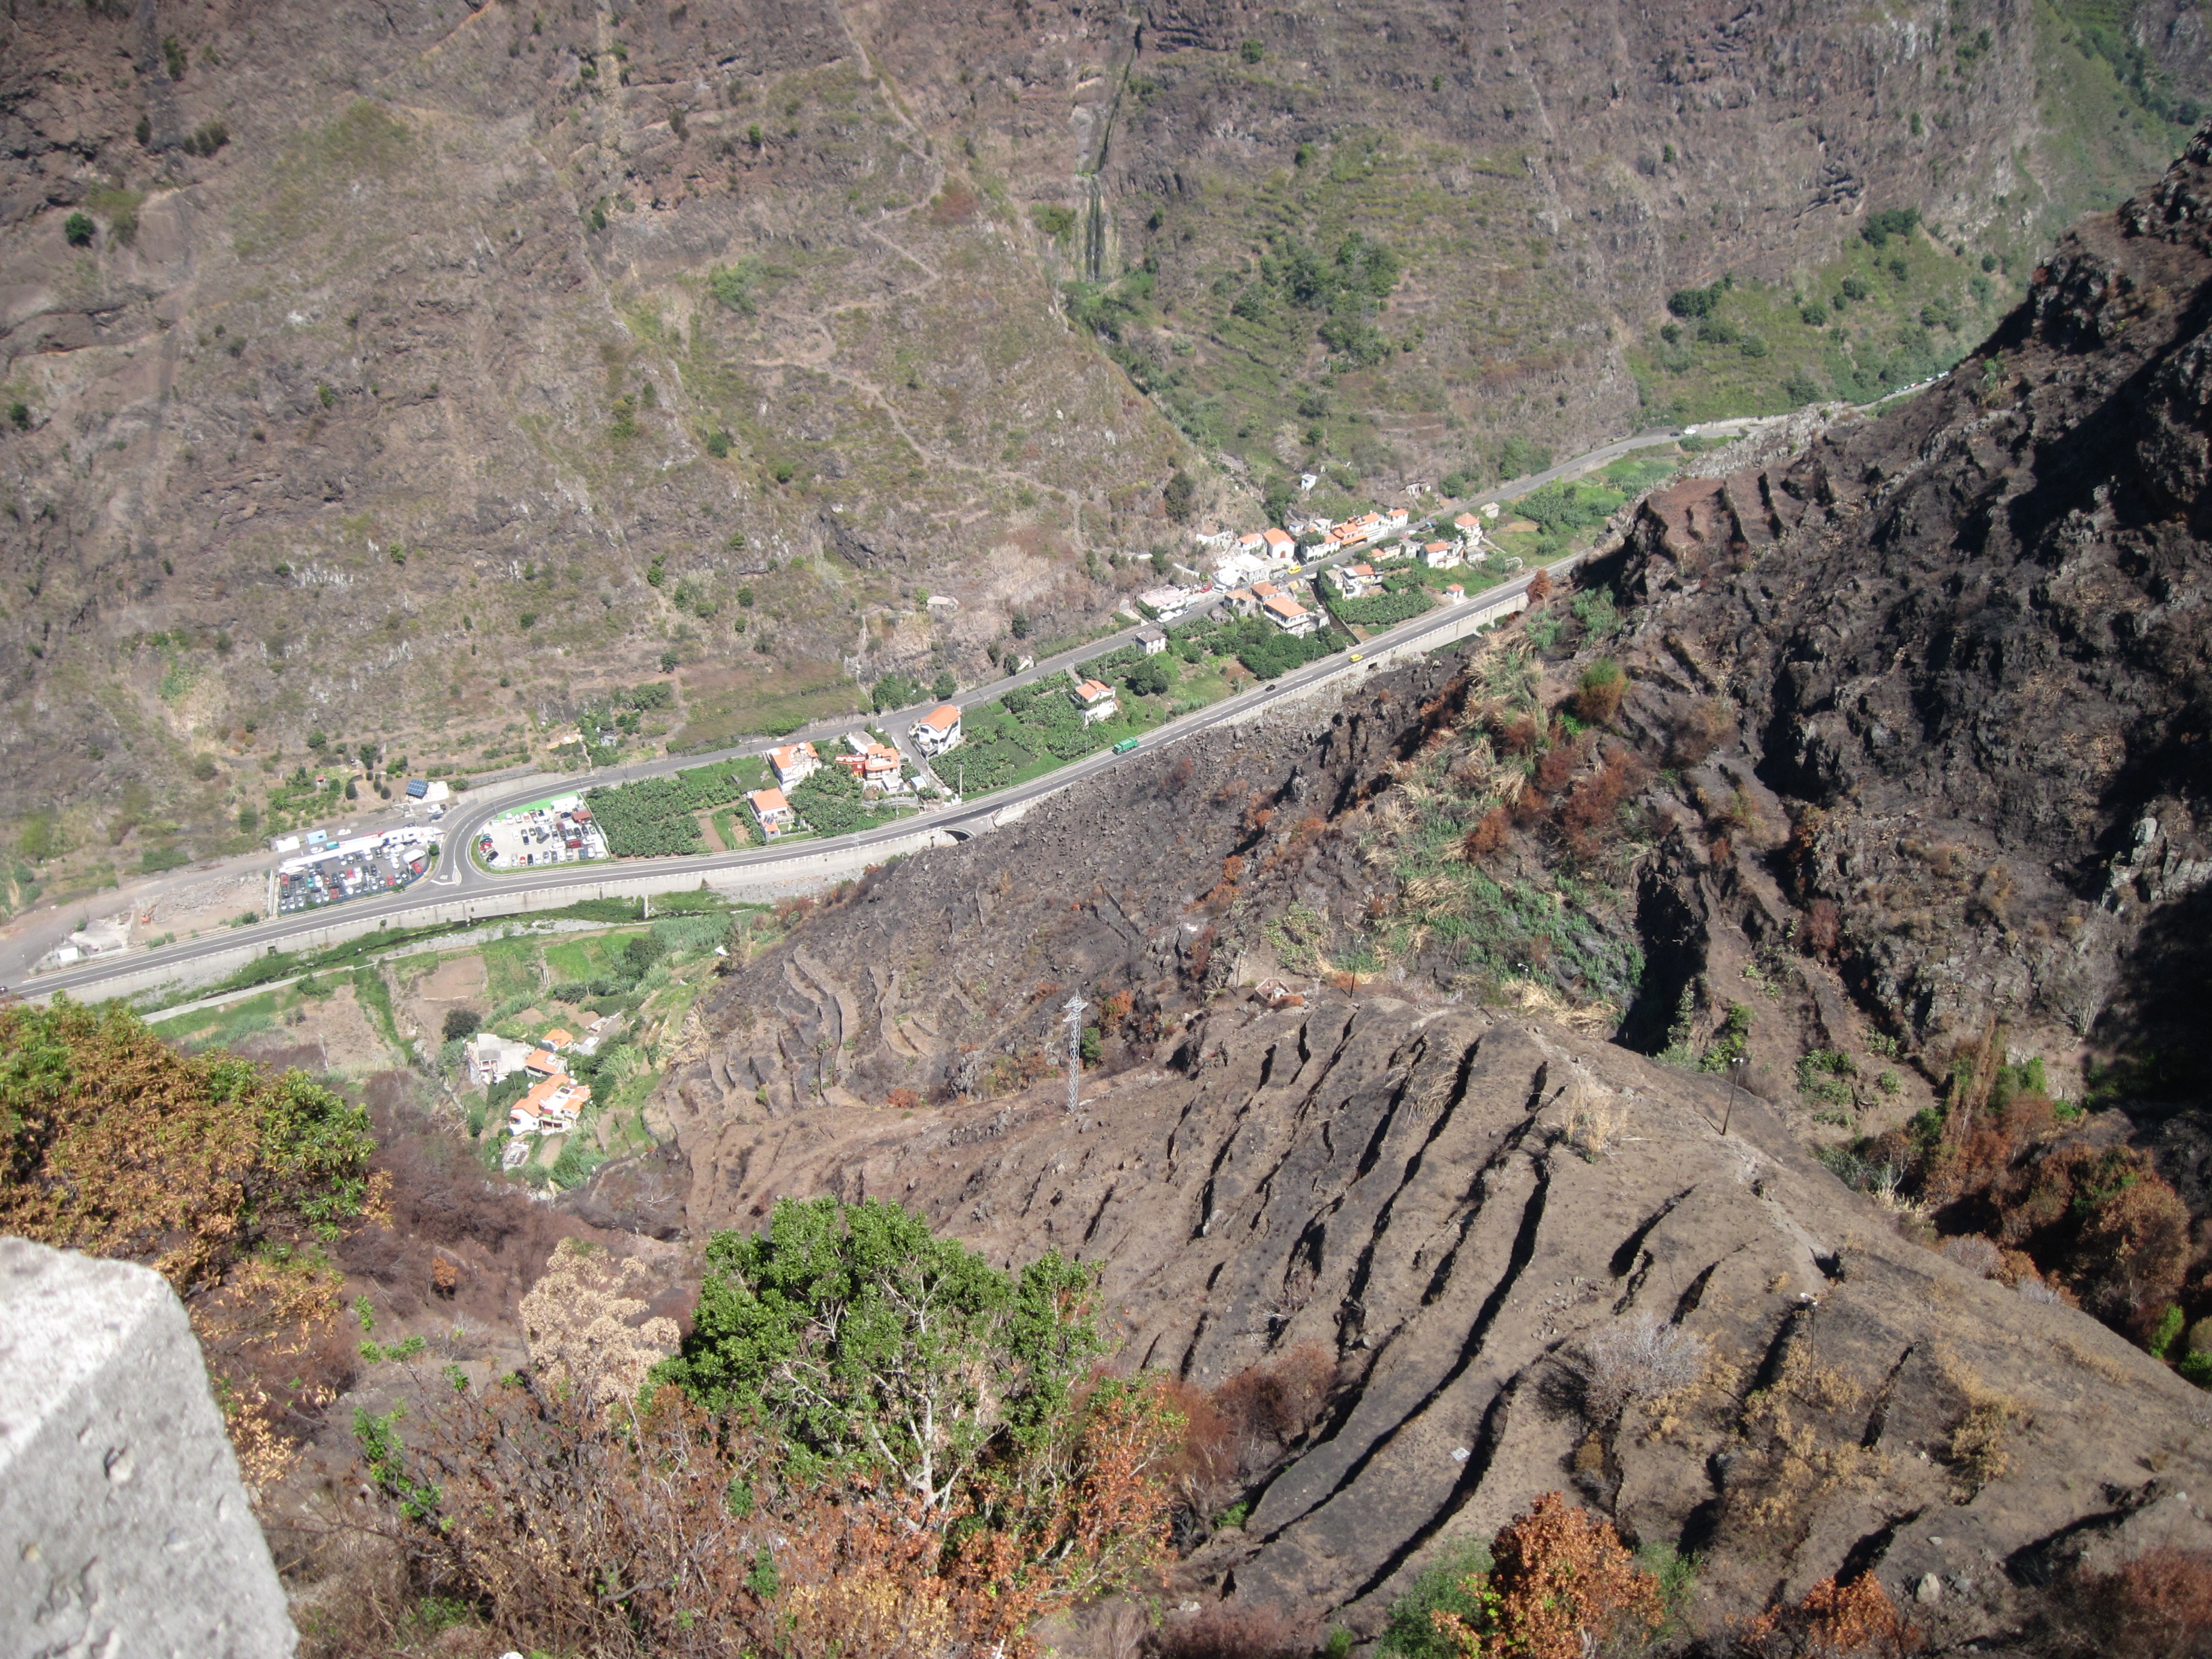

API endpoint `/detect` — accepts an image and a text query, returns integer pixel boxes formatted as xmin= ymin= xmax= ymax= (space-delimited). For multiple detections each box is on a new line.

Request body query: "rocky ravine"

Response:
xmin=668 ymin=987 xmax=2212 ymax=1645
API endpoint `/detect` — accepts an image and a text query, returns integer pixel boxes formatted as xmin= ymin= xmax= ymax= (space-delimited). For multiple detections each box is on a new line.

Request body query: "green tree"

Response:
xmin=873 ymin=671 xmax=918 ymax=713
xmin=710 ymin=258 xmax=764 ymax=314
xmin=63 ymin=211 xmax=94 ymax=246
xmin=18 ymin=812 xmax=57 ymax=863
xmin=654 ymin=1196 xmax=1103 ymax=1509
xmin=932 ymin=669 xmax=956 ymax=701
xmin=1163 ymin=469 xmax=1196 ymax=523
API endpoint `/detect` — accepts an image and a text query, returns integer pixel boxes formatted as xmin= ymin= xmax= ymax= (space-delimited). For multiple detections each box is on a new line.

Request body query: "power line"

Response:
xmin=1061 ymin=989 xmax=1089 ymax=1117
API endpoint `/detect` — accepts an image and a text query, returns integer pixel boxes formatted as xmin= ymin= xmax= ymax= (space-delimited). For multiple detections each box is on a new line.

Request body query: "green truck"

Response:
xmin=1112 ymin=737 xmax=1141 ymax=754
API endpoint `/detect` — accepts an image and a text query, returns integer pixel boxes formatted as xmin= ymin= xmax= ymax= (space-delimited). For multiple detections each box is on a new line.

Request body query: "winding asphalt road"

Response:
xmin=12 ymin=419 xmax=1751 ymax=1004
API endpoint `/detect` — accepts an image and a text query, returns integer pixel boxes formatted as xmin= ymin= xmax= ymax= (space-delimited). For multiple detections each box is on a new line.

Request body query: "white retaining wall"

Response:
xmin=37 ymin=825 xmax=964 ymax=1007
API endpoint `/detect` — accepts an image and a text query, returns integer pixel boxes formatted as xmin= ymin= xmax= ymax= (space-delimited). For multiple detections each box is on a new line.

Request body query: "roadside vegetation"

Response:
xmin=1 ymin=996 xmax=378 ymax=1479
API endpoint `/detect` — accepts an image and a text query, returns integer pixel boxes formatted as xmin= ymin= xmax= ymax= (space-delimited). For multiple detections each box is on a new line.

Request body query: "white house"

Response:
xmin=1069 ymin=678 xmax=1120 ymax=724
xmin=1329 ymin=563 xmax=1381 ymax=598
xmin=1214 ymin=549 xmax=1275 ymax=591
xmin=1261 ymin=527 xmax=1296 ymax=564
xmin=1135 ymin=627 xmax=1168 ymax=656
xmin=1138 ymin=585 xmax=1193 ymax=620
xmin=1421 ymin=539 xmax=1464 ymax=570
xmin=768 ymin=741 xmax=821 ymax=790
xmin=464 ymin=1031 xmax=533 ymax=1088
xmin=1261 ymin=590 xmax=1319 ymax=637
xmin=750 ymin=787 xmax=797 ymax=838
xmin=913 ymin=703 xmax=963 ymax=756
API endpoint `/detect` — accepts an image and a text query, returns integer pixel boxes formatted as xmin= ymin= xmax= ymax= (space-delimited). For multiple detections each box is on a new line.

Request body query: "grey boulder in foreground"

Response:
xmin=0 ymin=1236 xmax=295 ymax=1658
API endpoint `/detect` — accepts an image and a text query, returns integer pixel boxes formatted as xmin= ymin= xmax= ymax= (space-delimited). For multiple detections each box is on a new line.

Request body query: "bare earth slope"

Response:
xmin=0 ymin=0 xmax=2203 ymax=866
xmin=670 ymin=982 xmax=2212 ymax=1647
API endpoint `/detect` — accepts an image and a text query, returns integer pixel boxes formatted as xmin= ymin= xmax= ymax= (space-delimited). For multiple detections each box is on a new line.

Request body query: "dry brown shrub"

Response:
xmin=887 ymin=1086 xmax=924 ymax=1111
xmin=1215 ymin=1341 xmax=1334 ymax=1456
xmin=1939 ymin=1235 xmax=2003 ymax=1278
xmin=1557 ymin=748 xmax=1645 ymax=861
xmin=1155 ymin=1376 xmax=1238 ymax=1515
xmin=930 ymin=182 xmax=979 ymax=223
xmin=1532 ymin=734 xmax=1584 ymax=800
xmin=1151 ymin=1600 xmax=1317 ymax=1659
xmin=1525 ymin=568 xmax=1553 ymax=604
xmin=1433 ymin=1492 xmax=1663 ymax=1659
xmin=1670 ymin=698 xmax=1734 ymax=766
xmin=1187 ymin=924 xmax=1216 ymax=981
xmin=2077 ymin=1547 xmax=2212 ymax=1658
xmin=1572 ymin=661 xmax=1626 ymax=725
xmin=1728 ymin=1348 xmax=1883 ymax=1539
xmin=1574 ymin=1314 xmax=1706 ymax=1420
xmin=519 ymin=1237 xmax=682 ymax=1410
xmin=1496 ymin=712 xmax=1544 ymax=756
xmin=1735 ymin=1573 xmax=1917 ymax=1657
xmin=1936 ymin=1352 xmax=2024 ymax=1498
xmin=1463 ymin=806 xmax=1513 ymax=863
xmin=1802 ymin=898 xmax=1841 ymax=959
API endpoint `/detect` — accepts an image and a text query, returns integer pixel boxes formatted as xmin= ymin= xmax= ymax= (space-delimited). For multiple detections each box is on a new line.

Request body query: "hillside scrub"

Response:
xmin=1 ymin=996 xmax=380 ymax=1480
xmin=0 ymin=997 xmax=375 ymax=1292
xmin=344 ymin=1197 xmax=1184 ymax=1658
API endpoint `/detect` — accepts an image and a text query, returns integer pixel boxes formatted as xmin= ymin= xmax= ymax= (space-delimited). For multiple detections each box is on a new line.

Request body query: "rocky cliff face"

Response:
xmin=0 ymin=0 xmax=2200 ymax=867
xmin=1604 ymin=122 xmax=2212 ymax=1109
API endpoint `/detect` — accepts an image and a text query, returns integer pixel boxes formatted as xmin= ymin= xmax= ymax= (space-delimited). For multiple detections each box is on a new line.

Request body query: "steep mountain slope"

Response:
xmin=0 ymin=0 xmax=2203 ymax=880
xmin=667 ymin=989 xmax=2212 ymax=1645
xmin=653 ymin=122 xmax=2212 ymax=1645
xmin=1600 ymin=119 xmax=2212 ymax=1119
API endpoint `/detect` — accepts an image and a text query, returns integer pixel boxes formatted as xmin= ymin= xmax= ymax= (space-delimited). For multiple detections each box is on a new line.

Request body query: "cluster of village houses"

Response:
xmin=735 ymin=497 xmax=1507 ymax=839
xmin=1142 ymin=500 xmax=1507 ymax=642
xmin=464 ymin=1017 xmax=613 ymax=1165
xmin=746 ymin=729 xmax=921 ymax=840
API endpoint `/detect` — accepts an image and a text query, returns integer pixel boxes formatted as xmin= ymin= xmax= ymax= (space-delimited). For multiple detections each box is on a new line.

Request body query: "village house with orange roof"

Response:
xmin=766 ymin=741 xmax=821 ymax=791
xmin=749 ymin=786 xmax=796 ymax=838
xmin=913 ymin=703 xmax=964 ymax=757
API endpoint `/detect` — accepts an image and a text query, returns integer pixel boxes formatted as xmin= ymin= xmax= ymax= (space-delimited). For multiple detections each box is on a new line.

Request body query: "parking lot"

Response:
xmin=476 ymin=795 xmax=610 ymax=870
xmin=275 ymin=829 xmax=437 ymax=915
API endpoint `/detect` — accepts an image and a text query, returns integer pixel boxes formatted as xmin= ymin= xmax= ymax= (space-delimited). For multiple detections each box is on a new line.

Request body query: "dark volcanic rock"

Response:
xmin=1609 ymin=128 xmax=2212 ymax=1107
